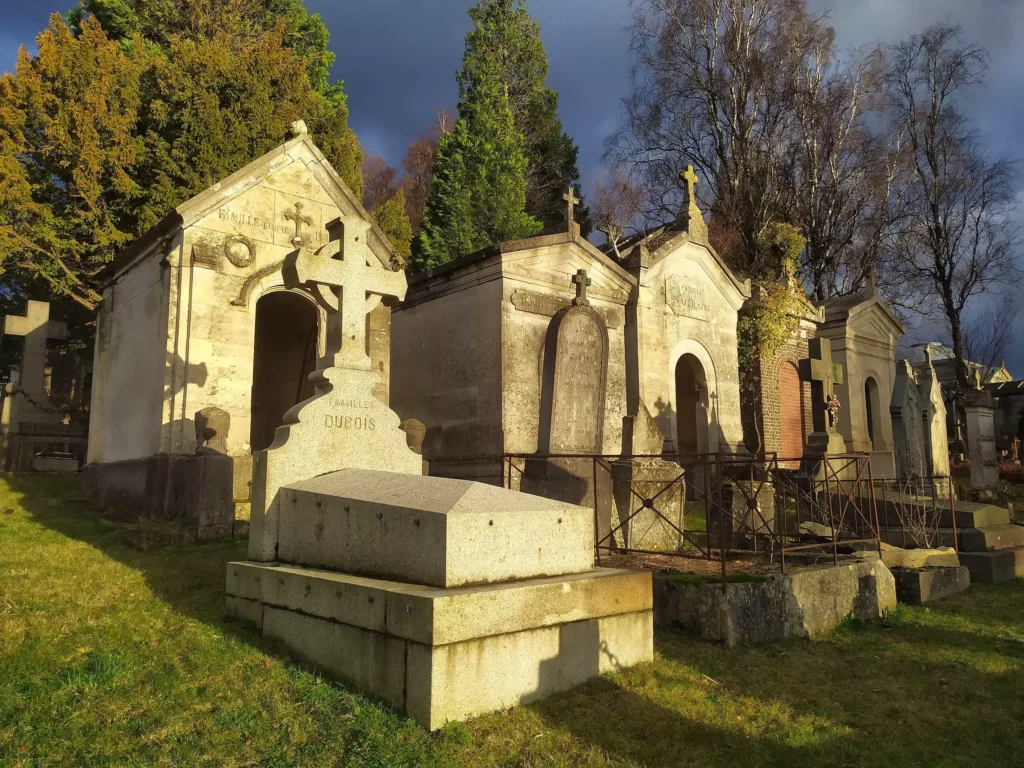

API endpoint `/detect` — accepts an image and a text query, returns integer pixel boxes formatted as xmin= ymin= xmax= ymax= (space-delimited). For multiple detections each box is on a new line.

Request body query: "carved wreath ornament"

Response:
xmin=223 ymin=234 xmax=256 ymax=268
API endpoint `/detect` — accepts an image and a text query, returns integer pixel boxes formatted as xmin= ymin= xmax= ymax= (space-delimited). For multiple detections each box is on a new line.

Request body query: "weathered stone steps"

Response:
xmin=957 ymin=549 xmax=1024 ymax=584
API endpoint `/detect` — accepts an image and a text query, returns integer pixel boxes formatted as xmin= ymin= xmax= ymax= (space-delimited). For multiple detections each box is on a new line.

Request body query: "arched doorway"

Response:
xmin=777 ymin=361 xmax=805 ymax=461
xmin=675 ymin=353 xmax=709 ymax=456
xmin=250 ymin=291 xmax=319 ymax=452
xmin=865 ymin=376 xmax=881 ymax=451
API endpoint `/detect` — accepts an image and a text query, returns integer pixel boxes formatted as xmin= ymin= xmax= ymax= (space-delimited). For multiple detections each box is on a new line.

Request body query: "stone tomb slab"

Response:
xmin=225 ymin=562 xmax=653 ymax=729
xmin=276 ymin=469 xmax=594 ymax=587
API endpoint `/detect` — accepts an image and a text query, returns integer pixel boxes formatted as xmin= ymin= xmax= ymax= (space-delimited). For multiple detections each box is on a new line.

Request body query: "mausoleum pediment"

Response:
xmin=501 ymin=240 xmax=634 ymax=304
xmin=644 ymin=240 xmax=749 ymax=313
xmin=101 ymin=122 xmax=394 ymax=282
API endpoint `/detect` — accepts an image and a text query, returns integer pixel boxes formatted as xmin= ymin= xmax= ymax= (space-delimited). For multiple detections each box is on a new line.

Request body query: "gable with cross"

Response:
xmin=284 ymin=218 xmax=407 ymax=370
xmin=562 ymin=185 xmax=581 ymax=237
xmin=677 ymin=165 xmax=709 ymax=245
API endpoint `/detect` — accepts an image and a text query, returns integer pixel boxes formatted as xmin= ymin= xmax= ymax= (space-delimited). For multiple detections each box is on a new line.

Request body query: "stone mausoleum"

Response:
xmin=83 ymin=121 xmax=399 ymax=533
xmin=391 ymin=171 xmax=750 ymax=481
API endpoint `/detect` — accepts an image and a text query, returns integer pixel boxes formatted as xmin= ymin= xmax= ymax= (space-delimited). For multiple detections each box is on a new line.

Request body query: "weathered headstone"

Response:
xmin=195 ymin=406 xmax=230 ymax=454
xmin=548 ymin=270 xmax=608 ymax=453
xmin=249 ymin=219 xmax=421 ymax=561
xmin=890 ymin=360 xmax=926 ymax=478
xmin=917 ymin=347 xmax=951 ymax=482
xmin=964 ymin=387 xmax=999 ymax=490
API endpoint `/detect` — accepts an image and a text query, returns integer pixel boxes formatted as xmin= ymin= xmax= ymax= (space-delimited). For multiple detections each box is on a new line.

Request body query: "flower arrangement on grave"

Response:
xmin=826 ymin=394 xmax=841 ymax=427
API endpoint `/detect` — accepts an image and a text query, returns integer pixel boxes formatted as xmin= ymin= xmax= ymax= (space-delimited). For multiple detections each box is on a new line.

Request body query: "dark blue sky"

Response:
xmin=3 ymin=0 xmax=1023 ymax=369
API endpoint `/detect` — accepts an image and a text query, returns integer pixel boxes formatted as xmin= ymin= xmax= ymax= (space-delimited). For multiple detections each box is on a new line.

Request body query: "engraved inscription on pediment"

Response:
xmin=511 ymin=289 xmax=621 ymax=329
xmin=666 ymin=273 xmax=712 ymax=320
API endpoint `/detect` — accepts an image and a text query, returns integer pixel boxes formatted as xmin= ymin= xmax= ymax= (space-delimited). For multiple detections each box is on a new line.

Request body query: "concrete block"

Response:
xmin=225 ymin=561 xmax=651 ymax=645
xmin=277 ymin=469 xmax=593 ymax=587
xmin=892 ymin=566 xmax=970 ymax=604
xmin=263 ymin=607 xmax=408 ymax=710
xmin=653 ymin=559 xmax=896 ymax=645
xmin=958 ymin=549 xmax=1024 ymax=583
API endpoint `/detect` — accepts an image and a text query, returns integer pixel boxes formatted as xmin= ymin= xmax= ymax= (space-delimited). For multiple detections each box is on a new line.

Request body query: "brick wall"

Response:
xmin=740 ymin=326 xmax=814 ymax=458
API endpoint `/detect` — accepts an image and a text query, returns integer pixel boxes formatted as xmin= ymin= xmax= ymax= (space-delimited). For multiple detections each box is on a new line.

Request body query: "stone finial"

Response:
xmin=677 ymin=165 xmax=709 ymax=245
xmin=865 ymin=265 xmax=877 ymax=296
xmin=289 ymin=119 xmax=308 ymax=137
xmin=923 ymin=344 xmax=932 ymax=365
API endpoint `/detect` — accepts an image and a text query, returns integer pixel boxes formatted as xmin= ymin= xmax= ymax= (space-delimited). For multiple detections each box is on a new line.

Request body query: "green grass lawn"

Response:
xmin=3 ymin=475 xmax=1024 ymax=767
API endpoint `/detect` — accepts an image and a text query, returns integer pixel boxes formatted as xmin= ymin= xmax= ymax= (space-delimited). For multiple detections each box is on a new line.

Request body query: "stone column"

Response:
xmin=964 ymin=389 xmax=999 ymax=490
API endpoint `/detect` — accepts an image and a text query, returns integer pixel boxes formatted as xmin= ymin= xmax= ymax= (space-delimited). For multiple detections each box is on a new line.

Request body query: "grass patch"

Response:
xmin=2 ymin=474 xmax=1024 ymax=766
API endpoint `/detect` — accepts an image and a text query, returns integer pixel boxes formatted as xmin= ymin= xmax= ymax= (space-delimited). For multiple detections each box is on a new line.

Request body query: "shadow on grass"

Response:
xmin=5 ymin=474 xmax=262 ymax=649
xmin=10 ymin=473 xmax=1024 ymax=767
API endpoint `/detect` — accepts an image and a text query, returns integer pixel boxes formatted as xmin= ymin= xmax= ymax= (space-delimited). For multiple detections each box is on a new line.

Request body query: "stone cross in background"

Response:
xmin=3 ymin=300 xmax=67 ymax=421
xmin=287 ymin=219 xmax=406 ymax=370
xmin=801 ymin=337 xmax=847 ymax=456
xmin=571 ymin=269 xmax=591 ymax=307
xmin=678 ymin=165 xmax=709 ymax=245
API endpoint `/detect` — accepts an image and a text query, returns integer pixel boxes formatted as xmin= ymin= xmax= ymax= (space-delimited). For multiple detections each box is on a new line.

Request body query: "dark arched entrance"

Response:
xmin=865 ymin=376 xmax=881 ymax=451
xmin=250 ymin=291 xmax=318 ymax=452
xmin=675 ymin=353 xmax=709 ymax=456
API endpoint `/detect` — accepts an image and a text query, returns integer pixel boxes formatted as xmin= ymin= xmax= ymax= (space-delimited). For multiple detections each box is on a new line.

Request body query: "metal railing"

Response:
xmin=500 ymin=451 xmax=886 ymax=583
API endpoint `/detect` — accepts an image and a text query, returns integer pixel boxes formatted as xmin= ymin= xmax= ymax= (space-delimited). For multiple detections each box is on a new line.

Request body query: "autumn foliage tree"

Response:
xmin=0 ymin=1 xmax=361 ymax=311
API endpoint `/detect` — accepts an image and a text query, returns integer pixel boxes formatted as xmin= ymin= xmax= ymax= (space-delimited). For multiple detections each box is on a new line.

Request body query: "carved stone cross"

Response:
xmin=571 ymin=268 xmax=591 ymax=307
xmin=680 ymin=166 xmax=699 ymax=207
xmin=801 ymin=337 xmax=844 ymax=434
xmin=562 ymin=185 xmax=581 ymax=226
xmin=284 ymin=201 xmax=313 ymax=248
xmin=286 ymin=219 xmax=406 ymax=370
xmin=3 ymin=300 xmax=67 ymax=406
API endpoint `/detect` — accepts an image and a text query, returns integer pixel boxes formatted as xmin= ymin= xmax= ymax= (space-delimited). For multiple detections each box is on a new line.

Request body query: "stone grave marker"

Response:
xmin=800 ymin=337 xmax=847 ymax=457
xmin=548 ymin=269 xmax=608 ymax=453
xmin=249 ymin=218 xmax=420 ymax=562
xmin=890 ymin=360 xmax=926 ymax=478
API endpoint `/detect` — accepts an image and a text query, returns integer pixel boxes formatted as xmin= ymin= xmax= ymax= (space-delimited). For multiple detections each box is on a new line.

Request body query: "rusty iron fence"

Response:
xmin=500 ymin=451 xmax=888 ymax=581
xmin=870 ymin=475 xmax=959 ymax=552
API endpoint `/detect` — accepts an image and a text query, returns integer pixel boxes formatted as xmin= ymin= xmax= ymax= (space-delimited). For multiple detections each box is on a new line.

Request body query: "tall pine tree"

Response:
xmin=417 ymin=9 xmax=540 ymax=269
xmin=1 ymin=1 xmax=362 ymax=312
xmin=417 ymin=0 xmax=584 ymax=269
xmin=458 ymin=0 xmax=584 ymax=230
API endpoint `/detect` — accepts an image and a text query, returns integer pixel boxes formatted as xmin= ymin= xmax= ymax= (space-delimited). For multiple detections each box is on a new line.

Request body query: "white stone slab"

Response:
xmin=225 ymin=561 xmax=650 ymax=644
xmin=274 ymin=469 xmax=594 ymax=587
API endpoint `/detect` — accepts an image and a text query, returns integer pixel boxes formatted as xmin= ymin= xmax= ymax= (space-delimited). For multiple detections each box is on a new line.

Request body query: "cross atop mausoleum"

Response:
xmin=287 ymin=219 xmax=406 ymax=369
xmin=563 ymin=186 xmax=580 ymax=228
xmin=284 ymin=201 xmax=313 ymax=248
xmin=680 ymin=165 xmax=699 ymax=207
xmin=571 ymin=268 xmax=591 ymax=307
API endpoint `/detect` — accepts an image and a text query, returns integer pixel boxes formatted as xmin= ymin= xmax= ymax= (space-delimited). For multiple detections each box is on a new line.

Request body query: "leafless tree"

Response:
xmin=788 ymin=41 xmax=907 ymax=299
xmin=883 ymin=22 xmax=1021 ymax=394
xmin=962 ymin=294 xmax=1017 ymax=384
xmin=401 ymin=108 xmax=453 ymax=236
xmin=609 ymin=0 xmax=832 ymax=279
xmin=360 ymin=154 xmax=399 ymax=213
xmin=591 ymin=165 xmax=648 ymax=259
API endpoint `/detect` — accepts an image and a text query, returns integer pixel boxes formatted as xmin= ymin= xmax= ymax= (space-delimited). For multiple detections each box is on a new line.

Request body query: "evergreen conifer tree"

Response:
xmin=418 ymin=0 xmax=587 ymax=269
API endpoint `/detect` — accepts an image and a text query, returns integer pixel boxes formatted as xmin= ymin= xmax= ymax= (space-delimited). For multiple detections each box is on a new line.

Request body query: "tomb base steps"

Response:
xmin=225 ymin=562 xmax=653 ymax=729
